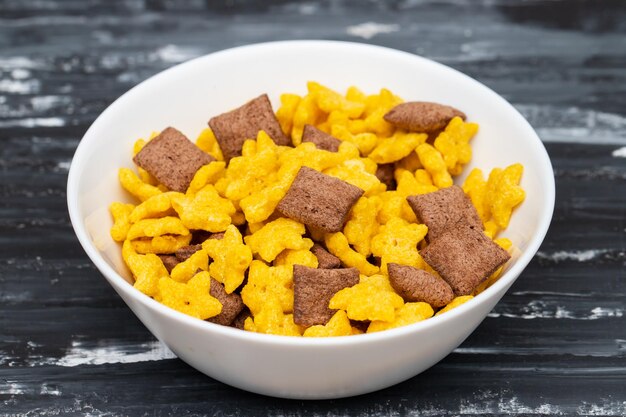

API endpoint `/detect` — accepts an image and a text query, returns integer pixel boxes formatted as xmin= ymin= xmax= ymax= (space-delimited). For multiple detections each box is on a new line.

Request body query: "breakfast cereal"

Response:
xmin=109 ymin=82 xmax=526 ymax=337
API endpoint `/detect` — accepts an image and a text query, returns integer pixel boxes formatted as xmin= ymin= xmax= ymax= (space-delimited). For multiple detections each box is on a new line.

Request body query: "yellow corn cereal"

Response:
xmin=368 ymin=132 xmax=427 ymax=164
xmin=331 ymin=125 xmax=378 ymax=156
xmin=203 ymin=225 xmax=252 ymax=294
xmin=195 ymin=128 xmax=224 ymax=161
xmin=324 ymin=158 xmax=385 ymax=197
xmin=395 ymin=169 xmax=437 ymax=197
xmin=241 ymin=261 xmax=294 ymax=314
xmin=436 ymin=295 xmax=474 ymax=316
xmin=131 ymin=234 xmax=192 ymax=254
xmin=370 ymin=217 xmax=428 ymax=274
xmin=128 ymin=193 xmax=173 ymax=224
xmin=367 ymin=302 xmax=434 ymax=333
xmin=303 ymin=310 xmax=352 ymax=337
xmin=109 ymin=202 xmax=135 ymax=242
xmin=170 ymin=185 xmax=235 ymax=232
xmin=244 ymin=296 xmax=303 ymax=336
xmin=308 ymin=81 xmax=365 ymax=119
xmin=416 ymin=144 xmax=453 ymax=189
xmin=158 ymin=271 xmax=222 ymax=320
xmin=119 ymin=168 xmax=162 ymax=202
xmin=187 ymin=162 xmax=226 ymax=195
xmin=170 ymin=249 xmax=209 ymax=283
xmin=462 ymin=168 xmax=488 ymax=222
xmin=126 ymin=216 xmax=189 ymax=240
xmin=434 ymin=117 xmax=478 ymax=175
xmin=274 ymin=249 xmax=318 ymax=268
xmin=276 ymin=93 xmax=302 ymax=138
xmin=487 ymin=163 xmax=525 ymax=229
xmin=324 ymin=232 xmax=379 ymax=275
xmin=330 ymin=274 xmax=404 ymax=322
xmin=244 ymin=218 xmax=313 ymax=262
xmin=343 ymin=196 xmax=381 ymax=256
xmin=291 ymin=94 xmax=324 ymax=145
xmin=122 ymin=239 xmax=169 ymax=298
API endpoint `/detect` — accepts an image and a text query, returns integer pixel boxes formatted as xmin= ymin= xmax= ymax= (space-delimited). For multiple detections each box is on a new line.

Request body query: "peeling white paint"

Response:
xmin=536 ymin=249 xmax=606 ymax=262
xmin=154 ymin=45 xmax=201 ymax=64
xmin=346 ymin=22 xmax=400 ymax=39
xmin=55 ymin=340 xmax=176 ymax=367
xmin=0 ymin=117 xmax=66 ymax=128
xmin=0 ymin=78 xmax=40 ymax=94
xmin=612 ymin=146 xmax=626 ymax=158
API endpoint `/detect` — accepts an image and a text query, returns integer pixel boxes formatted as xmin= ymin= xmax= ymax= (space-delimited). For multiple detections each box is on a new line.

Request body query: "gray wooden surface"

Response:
xmin=1 ymin=0 xmax=625 ymax=415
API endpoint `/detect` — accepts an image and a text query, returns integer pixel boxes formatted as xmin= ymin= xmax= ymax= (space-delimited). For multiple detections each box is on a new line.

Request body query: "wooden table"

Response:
xmin=1 ymin=1 xmax=625 ymax=415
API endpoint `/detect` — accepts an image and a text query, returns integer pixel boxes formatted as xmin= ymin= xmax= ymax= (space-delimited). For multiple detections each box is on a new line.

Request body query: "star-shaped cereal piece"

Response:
xmin=202 ymin=225 xmax=252 ymax=294
xmin=158 ymin=271 xmax=222 ymax=320
xmin=329 ymin=274 xmax=404 ymax=322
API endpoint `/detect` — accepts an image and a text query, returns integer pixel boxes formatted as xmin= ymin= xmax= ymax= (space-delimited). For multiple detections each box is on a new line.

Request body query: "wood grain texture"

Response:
xmin=1 ymin=0 xmax=625 ymax=415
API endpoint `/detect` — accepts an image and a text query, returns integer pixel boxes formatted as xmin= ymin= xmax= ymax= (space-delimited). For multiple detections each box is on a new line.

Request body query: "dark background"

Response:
xmin=1 ymin=0 xmax=625 ymax=415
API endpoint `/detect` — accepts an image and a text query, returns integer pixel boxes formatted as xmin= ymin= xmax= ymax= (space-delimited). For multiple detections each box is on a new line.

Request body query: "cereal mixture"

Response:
xmin=110 ymin=82 xmax=525 ymax=337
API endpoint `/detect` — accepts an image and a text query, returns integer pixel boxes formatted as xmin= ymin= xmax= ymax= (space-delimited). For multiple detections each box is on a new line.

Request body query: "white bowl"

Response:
xmin=67 ymin=40 xmax=554 ymax=399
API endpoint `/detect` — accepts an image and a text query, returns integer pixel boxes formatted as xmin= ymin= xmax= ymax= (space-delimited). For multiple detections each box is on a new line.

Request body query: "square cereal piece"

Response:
xmin=133 ymin=127 xmax=214 ymax=192
xmin=293 ymin=265 xmax=359 ymax=327
xmin=208 ymin=94 xmax=290 ymax=160
xmin=175 ymin=244 xmax=202 ymax=262
xmin=421 ymin=226 xmax=510 ymax=296
xmin=387 ymin=263 xmax=453 ymax=308
xmin=310 ymin=243 xmax=342 ymax=269
xmin=207 ymin=278 xmax=245 ymax=326
xmin=302 ymin=124 xmax=341 ymax=152
xmin=277 ymin=166 xmax=364 ymax=233
xmin=158 ymin=255 xmax=179 ymax=273
xmin=407 ymin=185 xmax=482 ymax=241
xmin=384 ymin=101 xmax=466 ymax=132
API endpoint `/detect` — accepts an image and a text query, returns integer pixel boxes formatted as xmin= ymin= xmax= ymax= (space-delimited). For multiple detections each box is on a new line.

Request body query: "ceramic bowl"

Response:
xmin=67 ymin=40 xmax=554 ymax=399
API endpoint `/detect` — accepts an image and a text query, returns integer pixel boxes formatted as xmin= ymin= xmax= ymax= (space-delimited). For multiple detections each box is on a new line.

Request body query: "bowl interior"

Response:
xmin=69 ymin=40 xmax=554 ymax=320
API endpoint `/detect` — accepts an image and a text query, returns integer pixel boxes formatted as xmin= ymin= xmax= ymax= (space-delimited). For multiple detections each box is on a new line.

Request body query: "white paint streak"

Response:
xmin=578 ymin=401 xmax=626 ymax=416
xmin=0 ymin=117 xmax=66 ymax=128
xmin=536 ymin=249 xmax=606 ymax=262
xmin=612 ymin=146 xmax=626 ymax=157
xmin=0 ymin=78 xmax=40 ymax=94
xmin=11 ymin=68 xmax=31 ymax=79
xmin=0 ymin=56 xmax=43 ymax=70
xmin=40 ymin=384 xmax=62 ymax=396
xmin=0 ymin=382 xmax=26 ymax=395
xmin=30 ymin=95 xmax=71 ymax=112
xmin=154 ymin=45 xmax=201 ymax=63
xmin=55 ymin=340 xmax=176 ymax=367
xmin=488 ymin=300 xmax=624 ymax=321
xmin=516 ymin=105 xmax=626 ymax=145
xmin=56 ymin=160 xmax=72 ymax=171
xmin=346 ymin=22 xmax=400 ymax=39
xmin=589 ymin=307 xmax=624 ymax=319
xmin=457 ymin=396 xmax=563 ymax=415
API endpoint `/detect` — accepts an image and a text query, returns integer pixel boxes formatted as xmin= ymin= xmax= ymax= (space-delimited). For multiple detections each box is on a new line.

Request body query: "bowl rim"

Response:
xmin=67 ymin=40 xmax=555 ymax=346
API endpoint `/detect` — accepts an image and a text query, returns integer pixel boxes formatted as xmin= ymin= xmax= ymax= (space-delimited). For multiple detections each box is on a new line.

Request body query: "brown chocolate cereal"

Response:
xmin=293 ymin=265 xmax=359 ymax=327
xmin=407 ymin=185 xmax=482 ymax=241
xmin=375 ymin=163 xmax=396 ymax=189
xmin=230 ymin=308 xmax=251 ymax=330
xmin=310 ymin=243 xmax=342 ymax=269
xmin=387 ymin=263 xmax=454 ymax=308
xmin=207 ymin=278 xmax=245 ymax=326
xmin=174 ymin=244 xmax=203 ymax=262
xmin=384 ymin=102 xmax=466 ymax=132
xmin=276 ymin=166 xmax=364 ymax=233
xmin=421 ymin=226 xmax=510 ymax=296
xmin=158 ymin=255 xmax=179 ymax=273
xmin=133 ymin=127 xmax=214 ymax=192
xmin=350 ymin=320 xmax=370 ymax=333
xmin=208 ymin=94 xmax=290 ymax=160
xmin=301 ymin=124 xmax=341 ymax=152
